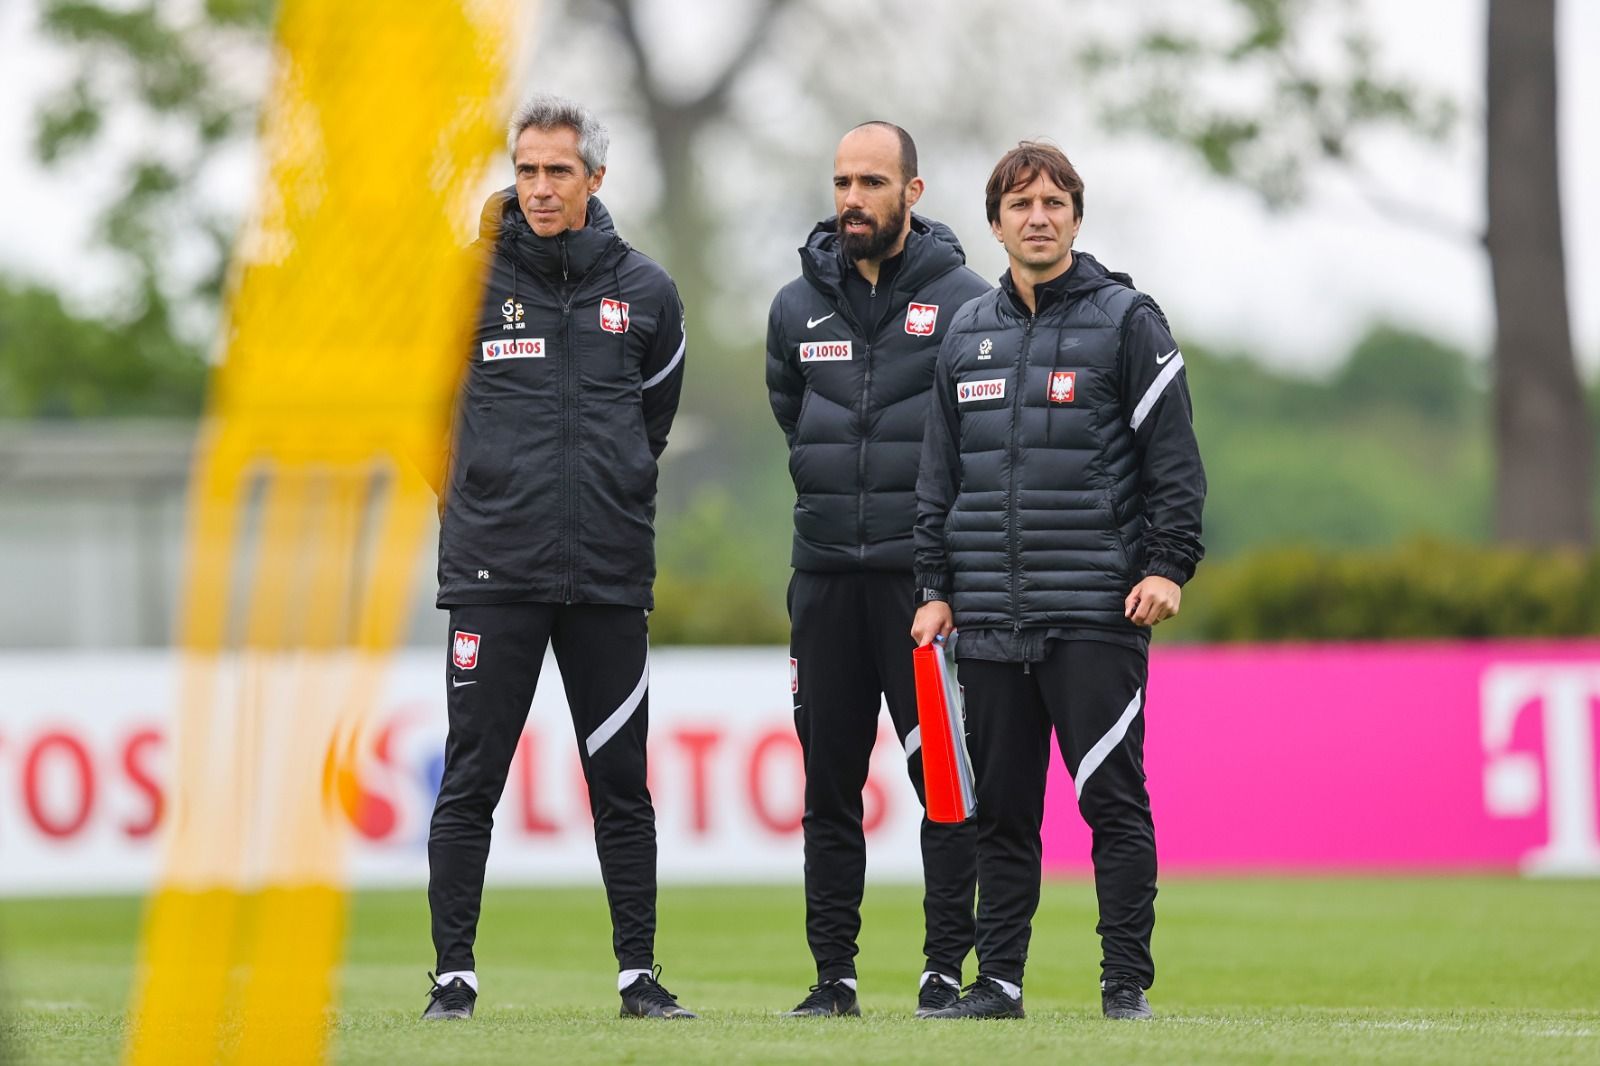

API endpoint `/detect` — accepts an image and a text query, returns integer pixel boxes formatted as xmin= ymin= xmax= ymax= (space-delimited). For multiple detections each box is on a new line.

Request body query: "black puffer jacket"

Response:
xmin=914 ymin=252 xmax=1205 ymax=636
xmin=437 ymin=192 xmax=686 ymax=608
xmin=766 ymin=214 xmax=990 ymax=571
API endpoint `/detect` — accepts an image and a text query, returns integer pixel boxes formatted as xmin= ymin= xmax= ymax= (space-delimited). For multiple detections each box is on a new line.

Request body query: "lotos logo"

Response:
xmin=905 ymin=302 xmax=939 ymax=336
xmin=452 ymin=631 xmax=481 ymax=671
xmin=957 ymin=377 xmax=1006 ymax=403
xmin=799 ymin=341 xmax=853 ymax=362
xmin=599 ymin=297 xmax=630 ymax=333
xmin=790 ymin=657 xmax=799 ymax=695
xmin=1048 ymin=371 xmax=1076 ymax=404
xmin=482 ymin=338 xmax=545 ymax=361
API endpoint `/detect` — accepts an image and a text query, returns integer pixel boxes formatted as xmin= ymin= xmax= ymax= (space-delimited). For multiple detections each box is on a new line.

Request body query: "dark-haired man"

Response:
xmin=424 ymin=94 xmax=694 ymax=1021
xmin=913 ymin=142 xmax=1205 ymax=1020
xmin=766 ymin=122 xmax=988 ymax=1017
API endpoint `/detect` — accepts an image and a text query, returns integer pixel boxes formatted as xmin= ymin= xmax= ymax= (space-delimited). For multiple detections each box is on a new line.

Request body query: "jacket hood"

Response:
xmin=478 ymin=186 xmax=617 ymax=241
xmin=799 ymin=212 xmax=968 ymax=298
xmin=482 ymin=187 xmax=624 ymax=283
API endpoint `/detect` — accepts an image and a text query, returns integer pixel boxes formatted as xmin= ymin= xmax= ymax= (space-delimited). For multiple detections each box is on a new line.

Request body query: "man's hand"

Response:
xmin=911 ymin=601 xmax=955 ymax=646
xmin=1125 ymin=575 xmax=1182 ymax=627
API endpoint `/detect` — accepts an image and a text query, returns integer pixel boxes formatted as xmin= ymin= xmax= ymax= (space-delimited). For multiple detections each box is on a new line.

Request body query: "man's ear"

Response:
xmin=588 ymin=165 xmax=606 ymax=194
xmin=904 ymin=176 xmax=925 ymax=210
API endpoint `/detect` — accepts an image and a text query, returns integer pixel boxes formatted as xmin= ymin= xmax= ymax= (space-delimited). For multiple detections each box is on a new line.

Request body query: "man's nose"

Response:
xmin=1026 ymin=201 xmax=1052 ymax=227
xmin=842 ymin=181 xmax=866 ymax=209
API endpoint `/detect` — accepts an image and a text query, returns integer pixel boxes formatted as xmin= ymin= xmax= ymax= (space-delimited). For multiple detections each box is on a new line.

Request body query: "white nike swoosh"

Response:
xmin=1155 ymin=348 xmax=1178 ymax=365
xmin=452 ymin=678 xmax=477 ymax=687
xmin=806 ymin=313 xmax=835 ymax=329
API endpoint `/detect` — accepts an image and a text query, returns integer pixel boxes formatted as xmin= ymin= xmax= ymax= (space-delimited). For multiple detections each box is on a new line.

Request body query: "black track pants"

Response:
xmin=959 ymin=640 xmax=1156 ymax=988
xmin=789 ymin=570 xmax=979 ymax=981
xmin=428 ymin=602 xmax=656 ymax=973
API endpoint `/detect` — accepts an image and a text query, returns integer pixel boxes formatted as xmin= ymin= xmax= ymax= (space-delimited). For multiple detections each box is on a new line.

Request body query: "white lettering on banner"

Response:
xmin=0 ymin=652 xmax=921 ymax=895
xmin=957 ymin=377 xmax=1006 ymax=403
xmin=798 ymin=341 xmax=852 ymax=362
xmin=481 ymin=338 xmax=545 ymax=360
xmin=1481 ymin=664 xmax=1600 ymax=875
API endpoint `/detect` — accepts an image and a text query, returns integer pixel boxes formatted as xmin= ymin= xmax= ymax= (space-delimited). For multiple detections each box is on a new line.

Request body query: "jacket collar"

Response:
xmin=798 ymin=213 xmax=968 ymax=317
xmin=482 ymin=188 xmax=626 ymax=284
xmin=998 ymin=250 xmax=1131 ymax=318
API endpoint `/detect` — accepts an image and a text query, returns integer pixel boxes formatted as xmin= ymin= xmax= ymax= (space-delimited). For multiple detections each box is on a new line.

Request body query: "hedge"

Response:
xmin=1165 ymin=539 xmax=1600 ymax=642
xmin=650 ymin=539 xmax=1600 ymax=645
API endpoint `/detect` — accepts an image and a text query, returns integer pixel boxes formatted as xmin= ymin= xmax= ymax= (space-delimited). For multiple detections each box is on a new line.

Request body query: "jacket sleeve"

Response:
xmin=641 ymin=282 xmax=687 ymax=460
xmin=765 ymin=294 xmax=803 ymax=448
xmin=913 ymin=333 xmax=962 ymax=597
xmin=1119 ymin=302 xmax=1206 ymax=585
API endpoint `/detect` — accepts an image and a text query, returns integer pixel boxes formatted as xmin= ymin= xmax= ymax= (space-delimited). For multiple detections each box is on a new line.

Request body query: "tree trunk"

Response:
xmin=1486 ymin=0 xmax=1591 ymax=545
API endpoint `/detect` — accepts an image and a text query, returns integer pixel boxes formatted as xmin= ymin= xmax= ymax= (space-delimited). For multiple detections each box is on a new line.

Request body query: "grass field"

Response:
xmin=2 ymin=876 xmax=1597 ymax=1064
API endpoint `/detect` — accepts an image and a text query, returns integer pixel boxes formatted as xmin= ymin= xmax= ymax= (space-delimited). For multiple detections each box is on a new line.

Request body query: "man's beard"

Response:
xmin=839 ymin=194 xmax=908 ymax=262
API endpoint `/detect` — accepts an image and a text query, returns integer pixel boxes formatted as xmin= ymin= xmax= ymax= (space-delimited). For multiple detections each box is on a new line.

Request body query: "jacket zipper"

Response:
xmin=856 ymin=338 xmax=872 ymax=561
xmin=1008 ymin=313 xmax=1035 ymax=632
xmin=561 ymin=296 xmax=574 ymax=603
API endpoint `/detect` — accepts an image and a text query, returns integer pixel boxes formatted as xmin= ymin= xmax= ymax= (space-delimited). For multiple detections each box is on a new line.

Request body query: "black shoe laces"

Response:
xmin=959 ymin=977 xmax=1014 ymax=1008
xmin=632 ymin=964 xmax=682 ymax=1011
xmin=795 ymin=980 xmax=849 ymax=1012
xmin=918 ymin=978 xmax=958 ymax=1007
xmin=426 ymin=972 xmax=474 ymax=1012
xmin=1103 ymin=979 xmax=1145 ymax=1009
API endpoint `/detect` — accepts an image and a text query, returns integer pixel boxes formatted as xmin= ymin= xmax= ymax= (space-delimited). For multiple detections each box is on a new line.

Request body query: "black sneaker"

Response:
xmin=1101 ymin=976 xmax=1153 ymax=1020
xmin=620 ymin=965 xmax=698 ymax=1019
xmin=922 ymin=977 xmax=1025 ymax=1019
xmin=420 ymin=972 xmax=475 ymax=1020
xmin=914 ymin=974 xmax=961 ymax=1018
xmin=782 ymin=979 xmax=860 ymax=1017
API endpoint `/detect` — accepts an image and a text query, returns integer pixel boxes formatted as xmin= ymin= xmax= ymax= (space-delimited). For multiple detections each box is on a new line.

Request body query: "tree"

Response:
xmin=1081 ymin=0 xmax=1589 ymax=547
xmin=1484 ymin=0 xmax=1589 ymax=545
xmin=33 ymin=0 xmax=275 ymax=332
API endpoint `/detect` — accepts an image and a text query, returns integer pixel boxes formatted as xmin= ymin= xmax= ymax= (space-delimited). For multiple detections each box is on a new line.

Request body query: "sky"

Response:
xmin=0 ymin=0 xmax=1595 ymax=375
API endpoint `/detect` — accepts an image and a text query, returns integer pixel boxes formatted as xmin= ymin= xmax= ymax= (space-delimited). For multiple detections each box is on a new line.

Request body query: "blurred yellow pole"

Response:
xmin=122 ymin=1 xmax=520 ymax=1063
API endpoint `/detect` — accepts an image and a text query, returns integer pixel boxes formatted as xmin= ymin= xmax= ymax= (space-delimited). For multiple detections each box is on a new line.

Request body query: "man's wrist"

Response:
xmin=916 ymin=588 xmax=948 ymax=605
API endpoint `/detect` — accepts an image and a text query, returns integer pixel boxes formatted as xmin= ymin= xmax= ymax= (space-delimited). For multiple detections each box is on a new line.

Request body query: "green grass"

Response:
xmin=3 ymin=877 xmax=1598 ymax=1064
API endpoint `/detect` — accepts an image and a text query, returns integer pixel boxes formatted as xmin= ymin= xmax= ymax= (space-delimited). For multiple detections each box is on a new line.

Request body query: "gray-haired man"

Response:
xmin=422 ymin=94 xmax=693 ymax=1021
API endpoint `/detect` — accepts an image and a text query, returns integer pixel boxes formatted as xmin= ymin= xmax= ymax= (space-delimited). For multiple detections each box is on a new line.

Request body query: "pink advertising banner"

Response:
xmin=1041 ymin=641 xmax=1600 ymax=875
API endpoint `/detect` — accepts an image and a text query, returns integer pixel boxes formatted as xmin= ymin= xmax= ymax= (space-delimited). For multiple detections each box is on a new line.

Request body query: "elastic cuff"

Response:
xmin=818 ymin=964 xmax=858 ymax=982
xmin=913 ymin=570 xmax=949 ymax=594
xmin=1144 ymin=558 xmax=1192 ymax=586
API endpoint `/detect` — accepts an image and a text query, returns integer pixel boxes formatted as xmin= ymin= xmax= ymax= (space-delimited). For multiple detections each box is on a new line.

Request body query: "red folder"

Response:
xmin=913 ymin=637 xmax=977 ymax=824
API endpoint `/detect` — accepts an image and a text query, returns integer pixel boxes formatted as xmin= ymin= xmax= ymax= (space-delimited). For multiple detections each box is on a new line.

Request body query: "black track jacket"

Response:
xmin=436 ymin=191 xmax=686 ymax=609
xmin=914 ymin=252 xmax=1205 ymax=643
xmin=767 ymin=214 xmax=990 ymax=572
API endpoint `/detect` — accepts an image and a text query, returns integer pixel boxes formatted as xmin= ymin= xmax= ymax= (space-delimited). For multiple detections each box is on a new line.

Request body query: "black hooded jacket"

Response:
xmin=914 ymin=251 xmax=1205 ymax=648
xmin=766 ymin=214 xmax=991 ymax=572
xmin=436 ymin=191 xmax=686 ymax=608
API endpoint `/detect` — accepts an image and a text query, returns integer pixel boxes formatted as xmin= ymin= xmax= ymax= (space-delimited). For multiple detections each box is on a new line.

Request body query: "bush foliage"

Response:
xmin=1162 ymin=539 xmax=1600 ymax=643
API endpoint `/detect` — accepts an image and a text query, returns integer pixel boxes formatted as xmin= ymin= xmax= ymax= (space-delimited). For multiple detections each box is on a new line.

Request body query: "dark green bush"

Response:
xmin=1165 ymin=539 xmax=1600 ymax=642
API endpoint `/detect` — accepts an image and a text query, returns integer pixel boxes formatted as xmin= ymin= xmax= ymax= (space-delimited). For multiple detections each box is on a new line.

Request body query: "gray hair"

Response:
xmin=507 ymin=94 xmax=609 ymax=175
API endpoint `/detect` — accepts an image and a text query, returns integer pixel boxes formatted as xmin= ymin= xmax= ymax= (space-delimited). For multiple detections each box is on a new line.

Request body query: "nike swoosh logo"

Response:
xmin=1156 ymin=348 xmax=1178 ymax=365
xmin=806 ymin=313 xmax=835 ymax=329
xmin=452 ymin=678 xmax=477 ymax=688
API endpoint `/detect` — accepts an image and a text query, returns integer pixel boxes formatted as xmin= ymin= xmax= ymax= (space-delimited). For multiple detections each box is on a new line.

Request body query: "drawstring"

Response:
xmin=614 ymin=261 xmax=627 ymax=368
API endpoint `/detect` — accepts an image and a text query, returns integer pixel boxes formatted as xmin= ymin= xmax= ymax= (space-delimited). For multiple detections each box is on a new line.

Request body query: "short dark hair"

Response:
xmin=851 ymin=120 xmax=918 ymax=182
xmin=985 ymin=141 xmax=1084 ymax=224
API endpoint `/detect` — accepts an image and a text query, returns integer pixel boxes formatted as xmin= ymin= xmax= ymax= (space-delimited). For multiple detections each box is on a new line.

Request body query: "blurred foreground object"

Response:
xmin=121 ymin=2 xmax=517 ymax=1063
